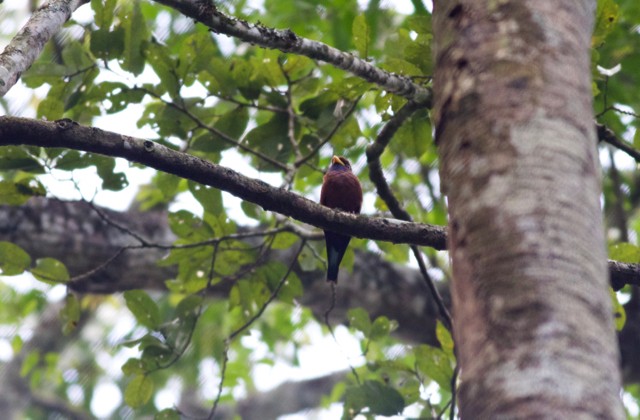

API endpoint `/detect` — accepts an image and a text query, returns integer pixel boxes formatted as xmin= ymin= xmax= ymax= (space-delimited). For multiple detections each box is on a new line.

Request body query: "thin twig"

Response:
xmin=206 ymin=241 xmax=306 ymax=420
xmin=449 ymin=365 xmax=459 ymax=420
xmin=295 ymin=97 xmax=362 ymax=168
xmin=135 ymin=86 xmax=289 ymax=170
xmin=365 ymin=101 xmax=452 ymax=329
xmin=281 ymin=63 xmax=303 ymax=162
xmin=87 ymin=201 xmax=150 ymax=245
xmin=323 ymin=282 xmax=361 ymax=385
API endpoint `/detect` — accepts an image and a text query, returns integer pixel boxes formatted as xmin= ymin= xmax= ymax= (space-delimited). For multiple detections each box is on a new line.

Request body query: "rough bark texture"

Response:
xmin=433 ymin=1 xmax=623 ymax=417
xmin=0 ymin=0 xmax=89 ymax=97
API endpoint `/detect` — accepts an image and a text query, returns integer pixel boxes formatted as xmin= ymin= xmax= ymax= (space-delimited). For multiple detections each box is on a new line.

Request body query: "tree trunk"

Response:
xmin=432 ymin=1 xmax=623 ymax=417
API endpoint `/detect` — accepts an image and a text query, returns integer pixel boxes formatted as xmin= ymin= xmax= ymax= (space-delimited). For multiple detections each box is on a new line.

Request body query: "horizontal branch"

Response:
xmin=1 ymin=118 xmax=636 ymax=288
xmin=152 ymin=0 xmax=432 ymax=106
xmin=597 ymin=123 xmax=640 ymax=163
xmin=0 ymin=116 xmax=447 ymax=249
xmin=0 ymin=0 xmax=90 ymax=97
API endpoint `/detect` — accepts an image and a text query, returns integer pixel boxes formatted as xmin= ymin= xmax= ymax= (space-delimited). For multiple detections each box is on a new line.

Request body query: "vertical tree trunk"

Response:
xmin=432 ymin=1 xmax=623 ymax=417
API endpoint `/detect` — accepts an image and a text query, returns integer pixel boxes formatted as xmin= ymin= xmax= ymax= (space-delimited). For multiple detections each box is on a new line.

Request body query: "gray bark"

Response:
xmin=0 ymin=0 xmax=90 ymax=97
xmin=433 ymin=1 xmax=623 ymax=417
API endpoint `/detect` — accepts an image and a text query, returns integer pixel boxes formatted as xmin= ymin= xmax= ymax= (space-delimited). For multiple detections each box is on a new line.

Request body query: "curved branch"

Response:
xmin=365 ymin=102 xmax=453 ymax=331
xmin=0 ymin=0 xmax=90 ymax=97
xmin=366 ymin=100 xmax=421 ymax=221
xmin=152 ymin=0 xmax=432 ymax=106
xmin=0 ymin=116 xmax=447 ymax=249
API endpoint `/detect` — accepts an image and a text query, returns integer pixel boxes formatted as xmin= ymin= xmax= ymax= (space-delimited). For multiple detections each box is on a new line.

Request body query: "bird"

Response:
xmin=320 ymin=155 xmax=363 ymax=282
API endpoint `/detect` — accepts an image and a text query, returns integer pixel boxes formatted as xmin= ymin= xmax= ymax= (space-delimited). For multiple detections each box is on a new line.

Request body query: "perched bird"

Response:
xmin=320 ymin=155 xmax=363 ymax=282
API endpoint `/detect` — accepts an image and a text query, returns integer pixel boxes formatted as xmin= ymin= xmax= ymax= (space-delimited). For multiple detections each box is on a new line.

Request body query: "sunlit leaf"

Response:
xmin=347 ymin=307 xmax=371 ymax=336
xmin=0 ymin=241 xmax=31 ymax=275
xmin=60 ymin=293 xmax=80 ymax=335
xmin=189 ymin=181 xmax=224 ymax=215
xmin=611 ymin=289 xmax=627 ymax=331
xmin=0 ymin=179 xmax=45 ymax=205
xmin=124 ymin=290 xmax=161 ymax=329
xmin=436 ymin=320 xmax=454 ymax=352
xmin=125 ymin=374 xmax=154 ymax=408
xmin=121 ymin=1 xmax=148 ymax=75
xmin=415 ymin=344 xmax=455 ymax=390
xmin=593 ymin=0 xmax=619 ymax=47
xmin=31 ymin=258 xmax=70 ymax=284
xmin=344 ymin=380 xmax=405 ymax=417
xmin=608 ymin=242 xmax=640 ymax=264
xmin=353 ymin=15 xmax=370 ymax=58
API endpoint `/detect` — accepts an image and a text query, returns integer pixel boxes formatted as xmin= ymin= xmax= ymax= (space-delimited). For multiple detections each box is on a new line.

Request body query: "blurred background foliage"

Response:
xmin=0 ymin=0 xmax=639 ymax=418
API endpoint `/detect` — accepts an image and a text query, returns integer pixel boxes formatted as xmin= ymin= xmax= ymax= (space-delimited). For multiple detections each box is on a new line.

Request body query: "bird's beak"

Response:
xmin=331 ymin=155 xmax=345 ymax=166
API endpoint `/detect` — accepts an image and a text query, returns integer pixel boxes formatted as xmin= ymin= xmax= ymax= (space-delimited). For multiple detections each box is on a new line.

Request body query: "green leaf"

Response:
xmin=0 ymin=147 xmax=43 ymax=172
xmin=176 ymin=294 xmax=203 ymax=318
xmin=608 ymin=242 xmax=640 ymax=263
xmin=370 ymin=316 xmax=397 ymax=340
xmin=344 ymin=380 xmax=404 ymax=417
xmin=61 ymin=41 xmax=93 ymax=70
xmin=347 ymin=307 xmax=371 ymax=336
xmin=20 ymin=351 xmax=40 ymax=377
xmin=593 ymin=0 xmax=619 ymax=47
xmin=146 ymin=41 xmax=180 ymax=99
xmin=230 ymin=59 xmax=263 ymax=100
xmin=60 ymin=293 xmax=81 ymax=335
xmin=191 ymin=107 xmax=249 ymax=153
xmin=436 ymin=320 xmax=454 ymax=352
xmin=125 ymin=374 xmax=154 ymax=408
xmin=0 ymin=241 xmax=31 ymax=275
xmin=298 ymin=245 xmax=319 ymax=272
xmin=392 ymin=109 xmax=431 ymax=158
xmin=241 ymin=201 xmax=262 ymax=220
xmin=611 ymin=288 xmax=626 ymax=331
xmin=124 ymin=290 xmax=161 ymax=329
xmin=415 ymin=344 xmax=454 ymax=390
xmin=244 ymin=113 xmax=292 ymax=172
xmin=168 ymin=210 xmax=208 ymax=239
xmin=92 ymin=0 xmax=118 ymax=29
xmin=634 ymin=127 xmax=640 ymax=150
xmin=11 ymin=335 xmax=23 ymax=354
xmin=0 ymin=179 xmax=46 ymax=205
xmin=121 ymin=358 xmax=151 ymax=376
xmin=37 ymin=96 xmax=64 ymax=120
xmin=188 ymin=181 xmax=223 ymax=215
xmin=90 ymin=28 xmax=125 ymax=60
xmin=121 ymin=1 xmax=148 ymax=75
xmin=271 ymin=232 xmax=299 ymax=250
xmin=155 ymin=409 xmax=181 ymax=420
xmin=22 ymin=62 xmax=67 ymax=88
xmin=30 ymin=258 xmax=70 ymax=284
xmin=93 ymin=155 xmax=129 ymax=191
xmin=352 ymin=15 xmax=370 ymax=58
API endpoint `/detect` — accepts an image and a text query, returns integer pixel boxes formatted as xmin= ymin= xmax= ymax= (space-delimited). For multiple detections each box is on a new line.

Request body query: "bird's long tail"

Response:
xmin=325 ymin=231 xmax=351 ymax=282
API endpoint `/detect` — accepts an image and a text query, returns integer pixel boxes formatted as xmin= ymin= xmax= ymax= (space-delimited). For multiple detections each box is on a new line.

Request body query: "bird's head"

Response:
xmin=328 ymin=155 xmax=353 ymax=172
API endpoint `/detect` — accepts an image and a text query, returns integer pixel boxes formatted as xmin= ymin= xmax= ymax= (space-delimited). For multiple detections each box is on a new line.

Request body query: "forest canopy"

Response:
xmin=0 ymin=0 xmax=640 ymax=419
